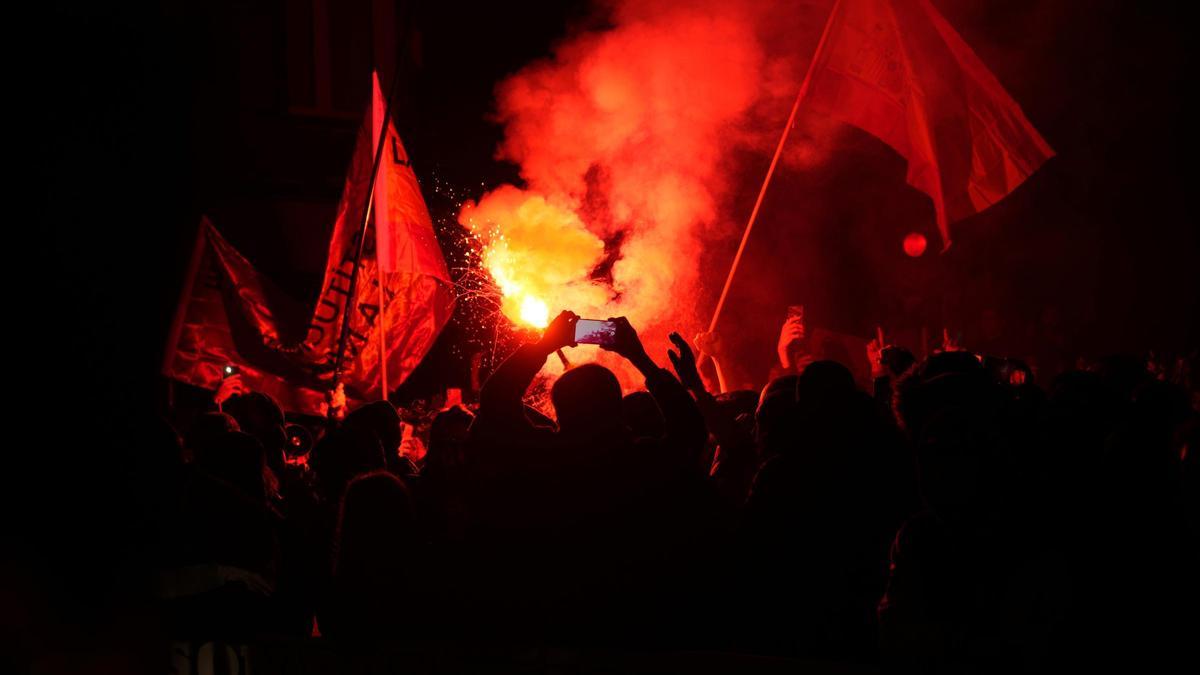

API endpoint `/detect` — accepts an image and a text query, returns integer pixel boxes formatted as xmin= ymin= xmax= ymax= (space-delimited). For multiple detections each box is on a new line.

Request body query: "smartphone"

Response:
xmin=787 ymin=304 xmax=805 ymax=321
xmin=222 ymin=364 xmax=240 ymax=379
xmin=574 ymin=319 xmax=618 ymax=346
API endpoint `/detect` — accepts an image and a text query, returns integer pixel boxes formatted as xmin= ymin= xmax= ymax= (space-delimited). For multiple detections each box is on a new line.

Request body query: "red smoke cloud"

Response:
xmin=459 ymin=0 xmax=837 ymax=384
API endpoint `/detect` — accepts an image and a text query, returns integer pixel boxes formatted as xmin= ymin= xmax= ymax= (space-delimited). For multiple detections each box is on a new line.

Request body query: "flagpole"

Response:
xmin=377 ymin=255 xmax=388 ymax=397
xmin=706 ymin=0 xmax=843 ymax=335
xmin=332 ymin=67 xmax=405 ymax=391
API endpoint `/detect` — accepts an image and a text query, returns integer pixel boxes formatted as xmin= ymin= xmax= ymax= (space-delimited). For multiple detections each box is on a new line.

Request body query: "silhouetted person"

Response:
xmin=737 ymin=361 xmax=909 ymax=661
xmin=344 ymin=400 xmax=407 ymax=475
xmin=880 ymin=359 xmax=1067 ymax=673
xmin=428 ymin=405 xmax=474 ymax=469
xmin=309 ymin=425 xmax=386 ymax=507
xmin=159 ymin=431 xmax=281 ymax=639
xmin=754 ymin=374 xmax=800 ymax=460
xmin=465 ymin=312 xmax=711 ymax=646
xmin=892 ymin=351 xmax=992 ymax=438
xmin=419 ymin=405 xmax=474 ymax=542
xmin=621 ymin=390 xmax=666 ymax=439
xmin=663 ymin=332 xmax=758 ymax=510
xmin=190 ymin=430 xmax=267 ymax=502
xmin=223 ymin=392 xmax=288 ymax=479
xmin=319 ymin=471 xmax=424 ymax=641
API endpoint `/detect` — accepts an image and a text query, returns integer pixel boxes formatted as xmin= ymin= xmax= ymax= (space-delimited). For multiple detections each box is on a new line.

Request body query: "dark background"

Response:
xmin=32 ymin=0 xmax=1198 ymax=416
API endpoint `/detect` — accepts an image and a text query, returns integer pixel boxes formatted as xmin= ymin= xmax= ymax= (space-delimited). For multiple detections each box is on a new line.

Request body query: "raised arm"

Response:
xmin=603 ymin=319 xmax=707 ymax=463
xmin=474 ymin=311 xmax=578 ymax=438
xmin=668 ymin=332 xmax=747 ymax=456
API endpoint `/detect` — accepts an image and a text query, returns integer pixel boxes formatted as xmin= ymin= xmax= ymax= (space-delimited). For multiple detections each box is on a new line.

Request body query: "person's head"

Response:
xmin=894 ymin=364 xmax=997 ymax=442
xmin=758 ymin=375 xmax=799 ymax=411
xmin=345 ymin=400 xmax=403 ymax=467
xmin=222 ymin=392 xmax=287 ymax=474
xmin=426 ymin=405 xmax=474 ymax=473
xmin=796 ymin=360 xmax=856 ymax=412
xmin=551 ymin=363 xmax=623 ymax=435
xmin=310 ymin=425 xmax=386 ymax=502
xmin=881 ymin=346 xmax=917 ymax=377
xmin=893 ymin=352 xmax=990 ymax=437
xmin=756 ymin=375 xmax=800 ymax=454
xmin=192 ymin=431 xmax=267 ymax=501
xmin=622 ymin=391 xmax=665 ymax=439
xmin=334 ymin=471 xmax=414 ymax=578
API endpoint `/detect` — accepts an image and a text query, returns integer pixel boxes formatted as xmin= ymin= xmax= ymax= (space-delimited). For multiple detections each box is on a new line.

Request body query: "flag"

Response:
xmin=163 ymin=218 xmax=330 ymax=416
xmin=166 ymin=73 xmax=454 ymax=410
xmin=371 ymin=73 xmax=451 ymax=281
xmin=800 ymin=0 xmax=1055 ymax=247
xmin=301 ymin=70 xmax=455 ymax=400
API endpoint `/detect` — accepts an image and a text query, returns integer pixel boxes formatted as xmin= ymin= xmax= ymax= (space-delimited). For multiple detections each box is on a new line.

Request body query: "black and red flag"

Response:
xmin=301 ymin=71 xmax=455 ymax=402
xmin=162 ymin=218 xmax=331 ymax=415
xmin=164 ymin=73 xmax=454 ymax=414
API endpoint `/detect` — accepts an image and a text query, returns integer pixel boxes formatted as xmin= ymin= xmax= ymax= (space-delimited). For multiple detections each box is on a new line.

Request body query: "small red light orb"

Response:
xmin=903 ymin=232 xmax=927 ymax=257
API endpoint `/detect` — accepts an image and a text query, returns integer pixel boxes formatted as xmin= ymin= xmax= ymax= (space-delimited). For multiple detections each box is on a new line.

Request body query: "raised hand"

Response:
xmin=867 ymin=326 xmax=888 ymax=378
xmin=867 ymin=338 xmax=886 ymax=379
xmin=941 ymin=327 xmax=964 ymax=353
xmin=668 ymin=331 xmax=705 ymax=393
xmin=536 ymin=310 xmax=579 ymax=354
xmin=214 ymin=373 xmax=247 ymax=409
xmin=601 ymin=316 xmax=653 ymax=370
xmin=777 ymin=316 xmax=806 ymax=368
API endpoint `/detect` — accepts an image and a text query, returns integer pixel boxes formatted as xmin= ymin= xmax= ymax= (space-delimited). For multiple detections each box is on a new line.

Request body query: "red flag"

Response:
xmin=166 ymin=73 xmax=454 ymax=409
xmin=371 ymin=73 xmax=451 ymax=281
xmin=302 ymin=71 xmax=455 ymax=400
xmin=163 ymin=218 xmax=330 ymax=416
xmin=800 ymin=0 xmax=1054 ymax=247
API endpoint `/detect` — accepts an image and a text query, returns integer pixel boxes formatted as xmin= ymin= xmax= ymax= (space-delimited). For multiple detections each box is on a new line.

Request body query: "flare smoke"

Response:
xmin=460 ymin=0 xmax=836 ymax=363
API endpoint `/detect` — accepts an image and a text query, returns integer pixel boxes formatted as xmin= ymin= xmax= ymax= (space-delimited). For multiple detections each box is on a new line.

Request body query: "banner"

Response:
xmin=801 ymin=0 xmax=1055 ymax=247
xmin=163 ymin=219 xmax=329 ymax=416
xmin=301 ymin=70 xmax=455 ymax=401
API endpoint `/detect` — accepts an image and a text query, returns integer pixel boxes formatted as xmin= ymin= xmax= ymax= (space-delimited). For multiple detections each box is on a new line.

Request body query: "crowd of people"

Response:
xmin=115 ymin=311 xmax=1196 ymax=671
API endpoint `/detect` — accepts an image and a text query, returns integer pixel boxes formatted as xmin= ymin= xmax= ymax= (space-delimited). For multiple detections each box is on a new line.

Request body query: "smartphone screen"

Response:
xmin=574 ymin=319 xmax=617 ymax=346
